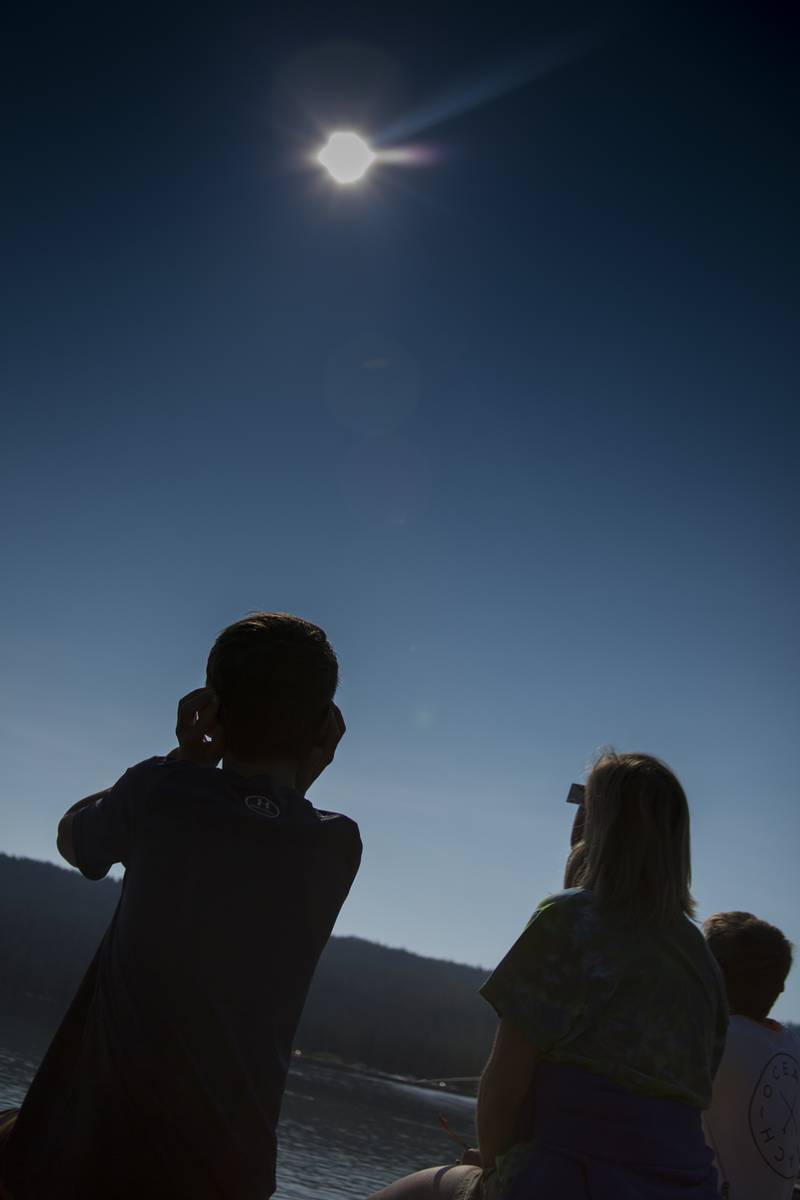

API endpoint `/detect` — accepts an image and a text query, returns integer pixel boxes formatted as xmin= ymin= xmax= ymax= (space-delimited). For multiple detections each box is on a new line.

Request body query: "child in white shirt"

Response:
xmin=704 ymin=911 xmax=799 ymax=1200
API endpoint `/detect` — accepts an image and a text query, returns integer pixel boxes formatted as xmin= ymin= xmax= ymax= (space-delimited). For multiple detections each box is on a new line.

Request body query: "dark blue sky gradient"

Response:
xmin=2 ymin=1 xmax=799 ymax=1015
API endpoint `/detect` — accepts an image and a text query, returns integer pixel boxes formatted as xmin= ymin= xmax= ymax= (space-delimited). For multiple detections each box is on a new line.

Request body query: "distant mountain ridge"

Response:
xmin=6 ymin=855 xmax=795 ymax=1086
xmin=0 ymin=854 xmax=497 ymax=1078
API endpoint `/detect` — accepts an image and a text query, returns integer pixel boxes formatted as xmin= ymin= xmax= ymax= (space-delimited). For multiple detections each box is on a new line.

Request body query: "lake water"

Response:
xmin=0 ymin=1013 xmax=476 ymax=1199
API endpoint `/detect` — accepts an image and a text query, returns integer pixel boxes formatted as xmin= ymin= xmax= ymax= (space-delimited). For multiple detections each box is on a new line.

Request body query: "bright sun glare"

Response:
xmin=317 ymin=132 xmax=376 ymax=185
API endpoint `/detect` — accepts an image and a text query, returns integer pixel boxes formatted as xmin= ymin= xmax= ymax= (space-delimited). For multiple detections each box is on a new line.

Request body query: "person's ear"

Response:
xmin=311 ymin=704 xmax=332 ymax=746
xmin=204 ymin=677 xmax=225 ymax=726
xmin=296 ymin=708 xmax=327 ymax=762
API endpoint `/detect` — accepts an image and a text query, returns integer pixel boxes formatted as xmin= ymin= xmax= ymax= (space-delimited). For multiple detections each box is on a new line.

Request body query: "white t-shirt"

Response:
xmin=704 ymin=1015 xmax=800 ymax=1199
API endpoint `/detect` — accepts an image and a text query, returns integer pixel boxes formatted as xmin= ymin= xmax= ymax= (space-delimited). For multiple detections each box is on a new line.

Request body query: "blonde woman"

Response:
xmin=369 ymin=753 xmax=728 ymax=1200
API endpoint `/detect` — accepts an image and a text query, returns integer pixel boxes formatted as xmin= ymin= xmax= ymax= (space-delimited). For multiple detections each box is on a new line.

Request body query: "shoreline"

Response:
xmin=293 ymin=1050 xmax=479 ymax=1097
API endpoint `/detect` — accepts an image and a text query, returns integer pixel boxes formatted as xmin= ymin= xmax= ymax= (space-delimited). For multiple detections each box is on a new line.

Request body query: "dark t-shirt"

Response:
xmin=2 ymin=758 xmax=361 ymax=1200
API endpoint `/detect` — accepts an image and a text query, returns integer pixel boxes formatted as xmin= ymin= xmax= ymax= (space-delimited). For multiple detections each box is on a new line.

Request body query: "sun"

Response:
xmin=317 ymin=132 xmax=376 ymax=185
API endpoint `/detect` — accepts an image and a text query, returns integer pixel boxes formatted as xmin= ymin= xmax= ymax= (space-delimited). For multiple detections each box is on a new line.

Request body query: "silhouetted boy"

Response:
xmin=0 ymin=613 xmax=361 ymax=1200
xmin=703 ymin=911 xmax=799 ymax=1200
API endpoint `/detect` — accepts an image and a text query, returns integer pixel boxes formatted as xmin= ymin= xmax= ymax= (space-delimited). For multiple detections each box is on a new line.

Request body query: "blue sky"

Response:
xmin=2 ymin=0 xmax=798 ymax=1019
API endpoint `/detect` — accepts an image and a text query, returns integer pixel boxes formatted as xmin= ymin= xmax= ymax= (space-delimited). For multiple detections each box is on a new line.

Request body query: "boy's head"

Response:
xmin=206 ymin=612 xmax=338 ymax=762
xmin=704 ymin=911 xmax=794 ymax=1022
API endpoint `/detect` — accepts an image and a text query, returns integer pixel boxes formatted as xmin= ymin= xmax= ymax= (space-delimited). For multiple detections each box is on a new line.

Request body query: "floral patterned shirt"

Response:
xmin=480 ymin=888 xmax=728 ymax=1107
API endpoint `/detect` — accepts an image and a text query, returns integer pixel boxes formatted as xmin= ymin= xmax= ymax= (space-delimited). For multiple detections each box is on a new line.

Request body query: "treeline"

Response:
xmin=0 ymin=854 xmax=496 ymax=1079
xmin=297 ymin=936 xmax=496 ymax=1077
xmin=7 ymin=856 xmax=793 ymax=1085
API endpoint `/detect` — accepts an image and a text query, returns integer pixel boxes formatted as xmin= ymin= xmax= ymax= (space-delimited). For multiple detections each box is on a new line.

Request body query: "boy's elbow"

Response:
xmin=57 ymin=815 xmax=78 ymax=868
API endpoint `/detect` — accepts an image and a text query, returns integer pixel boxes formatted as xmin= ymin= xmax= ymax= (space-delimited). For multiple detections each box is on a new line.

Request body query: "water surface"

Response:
xmin=0 ymin=1015 xmax=476 ymax=1198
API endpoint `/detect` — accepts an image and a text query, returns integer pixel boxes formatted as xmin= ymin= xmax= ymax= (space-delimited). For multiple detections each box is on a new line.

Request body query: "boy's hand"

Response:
xmin=169 ymin=688 xmax=225 ymax=766
xmin=460 ymin=1148 xmax=482 ymax=1167
xmin=296 ymin=703 xmax=345 ymax=796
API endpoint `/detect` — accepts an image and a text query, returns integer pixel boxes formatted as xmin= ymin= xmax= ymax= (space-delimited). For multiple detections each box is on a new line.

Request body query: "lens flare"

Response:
xmin=318 ymin=132 xmax=376 ymax=184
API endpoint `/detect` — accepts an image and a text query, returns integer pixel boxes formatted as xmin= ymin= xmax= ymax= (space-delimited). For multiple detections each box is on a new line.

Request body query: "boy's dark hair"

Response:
xmin=703 ymin=911 xmax=794 ymax=1021
xmin=206 ymin=613 xmax=338 ymax=760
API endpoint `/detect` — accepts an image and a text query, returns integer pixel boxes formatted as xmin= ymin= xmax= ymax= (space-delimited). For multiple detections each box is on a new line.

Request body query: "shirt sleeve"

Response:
xmin=71 ymin=758 xmax=160 ymax=880
xmin=480 ymin=895 xmax=587 ymax=1054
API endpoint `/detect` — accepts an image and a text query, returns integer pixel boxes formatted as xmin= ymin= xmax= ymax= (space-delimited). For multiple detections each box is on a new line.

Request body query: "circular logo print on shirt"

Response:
xmin=244 ymin=794 xmax=281 ymax=819
xmin=749 ymin=1052 xmax=800 ymax=1179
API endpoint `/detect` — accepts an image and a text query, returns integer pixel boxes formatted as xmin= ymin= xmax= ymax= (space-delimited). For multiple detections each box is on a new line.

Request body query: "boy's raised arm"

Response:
xmin=56 ymin=689 xmax=223 ymax=876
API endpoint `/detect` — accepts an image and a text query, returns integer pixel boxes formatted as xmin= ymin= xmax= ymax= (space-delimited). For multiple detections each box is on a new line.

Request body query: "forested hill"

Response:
xmin=0 ymin=854 xmax=496 ymax=1078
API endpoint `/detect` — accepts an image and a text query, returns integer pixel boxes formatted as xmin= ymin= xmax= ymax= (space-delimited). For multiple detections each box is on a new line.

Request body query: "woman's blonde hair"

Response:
xmin=573 ymin=751 xmax=695 ymax=925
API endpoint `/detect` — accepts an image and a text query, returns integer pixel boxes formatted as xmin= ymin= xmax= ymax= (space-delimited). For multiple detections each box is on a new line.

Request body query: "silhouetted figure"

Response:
xmin=0 ymin=613 xmax=360 ymax=1200
xmin=703 ymin=912 xmax=799 ymax=1199
xmin=369 ymin=753 xmax=727 ymax=1200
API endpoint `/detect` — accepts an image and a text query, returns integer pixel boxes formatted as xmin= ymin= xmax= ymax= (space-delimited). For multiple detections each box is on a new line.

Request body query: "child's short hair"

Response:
xmin=206 ymin=613 xmax=338 ymax=760
xmin=703 ymin=911 xmax=793 ymax=1021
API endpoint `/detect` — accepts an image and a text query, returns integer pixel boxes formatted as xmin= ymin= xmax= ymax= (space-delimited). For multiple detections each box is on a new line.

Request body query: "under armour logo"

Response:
xmin=245 ymin=795 xmax=281 ymax=818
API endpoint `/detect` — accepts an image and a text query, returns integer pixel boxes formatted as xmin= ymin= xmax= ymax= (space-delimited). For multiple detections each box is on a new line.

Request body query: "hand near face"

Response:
xmin=570 ymin=803 xmax=586 ymax=848
xmin=169 ymin=687 xmax=225 ymax=766
xmin=296 ymin=703 xmax=346 ymax=796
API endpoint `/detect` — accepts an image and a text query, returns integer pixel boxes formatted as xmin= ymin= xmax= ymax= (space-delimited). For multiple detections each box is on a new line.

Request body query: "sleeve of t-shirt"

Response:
xmin=71 ymin=758 xmax=161 ymax=881
xmin=480 ymin=895 xmax=586 ymax=1054
xmin=339 ymin=818 xmax=363 ymax=891
xmin=316 ymin=815 xmax=363 ymax=922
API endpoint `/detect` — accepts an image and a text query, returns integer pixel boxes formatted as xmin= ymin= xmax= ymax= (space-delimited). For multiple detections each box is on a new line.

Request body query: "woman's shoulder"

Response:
xmin=527 ymin=888 xmax=598 ymax=935
xmin=532 ymin=894 xmax=711 ymax=958
xmin=682 ymin=915 xmax=712 ymax=946
xmin=669 ymin=914 xmax=718 ymax=960
xmin=536 ymin=886 xmax=593 ymax=910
